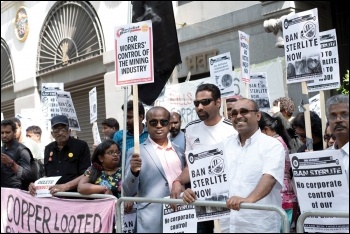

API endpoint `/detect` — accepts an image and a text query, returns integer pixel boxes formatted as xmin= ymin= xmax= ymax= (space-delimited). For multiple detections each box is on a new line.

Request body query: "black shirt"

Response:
xmin=1 ymin=140 xmax=31 ymax=189
xmin=44 ymin=137 xmax=91 ymax=190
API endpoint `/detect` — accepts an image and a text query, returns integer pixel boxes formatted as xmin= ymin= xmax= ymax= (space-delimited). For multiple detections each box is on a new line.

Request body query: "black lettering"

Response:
xmin=85 ymin=214 xmax=93 ymax=233
xmin=21 ymin=199 xmax=29 ymax=229
xmin=77 ymin=214 xmax=85 ymax=233
xmin=93 ymin=214 xmax=102 ymax=233
xmin=54 ymin=213 xmax=60 ymax=231
xmin=28 ymin=202 xmax=35 ymax=231
xmin=35 ymin=205 xmax=42 ymax=233
xmin=61 ymin=214 xmax=68 ymax=232
xmin=42 ymin=207 xmax=51 ymax=233
xmin=7 ymin=195 xmax=14 ymax=222
xmin=68 ymin=215 xmax=76 ymax=233
xmin=14 ymin=197 xmax=21 ymax=225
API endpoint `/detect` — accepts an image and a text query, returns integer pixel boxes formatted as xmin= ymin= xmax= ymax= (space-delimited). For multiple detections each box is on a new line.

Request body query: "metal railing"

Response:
xmin=296 ymin=210 xmax=349 ymax=233
xmin=116 ymin=197 xmax=290 ymax=233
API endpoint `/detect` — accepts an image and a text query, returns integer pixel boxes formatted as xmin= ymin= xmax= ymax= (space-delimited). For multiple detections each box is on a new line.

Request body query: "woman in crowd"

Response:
xmin=259 ymin=111 xmax=299 ymax=232
xmin=292 ymin=111 xmax=323 ymax=152
xmin=78 ymin=139 xmax=122 ymax=198
xmin=324 ymin=121 xmax=336 ymax=149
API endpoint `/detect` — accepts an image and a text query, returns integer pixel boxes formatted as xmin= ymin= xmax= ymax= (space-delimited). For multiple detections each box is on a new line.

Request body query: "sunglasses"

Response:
xmin=148 ymin=119 xmax=169 ymax=127
xmin=231 ymin=108 xmax=258 ymax=117
xmin=193 ymin=98 xmax=214 ymax=107
xmin=324 ymin=134 xmax=336 ymax=141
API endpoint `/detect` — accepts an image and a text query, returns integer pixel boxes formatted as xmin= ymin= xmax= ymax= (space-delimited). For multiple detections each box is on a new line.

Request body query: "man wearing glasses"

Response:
xmin=326 ymin=94 xmax=349 ymax=183
xmin=123 ymin=106 xmax=186 ymax=233
xmin=29 ymin=115 xmax=91 ymax=195
xmin=181 ymin=98 xmax=285 ymax=232
xmin=171 ymin=83 xmax=237 ymax=233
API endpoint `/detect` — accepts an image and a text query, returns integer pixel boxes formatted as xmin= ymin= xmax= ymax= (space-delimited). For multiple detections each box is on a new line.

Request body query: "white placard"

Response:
xmin=163 ymin=199 xmax=197 ymax=233
xmin=89 ymin=87 xmax=98 ymax=124
xmin=123 ymin=204 xmax=137 ymax=233
xmin=114 ymin=20 xmax=154 ymax=86
xmin=309 ymin=93 xmax=321 ymax=118
xmin=290 ymin=150 xmax=349 ymax=233
xmin=238 ymin=30 xmax=250 ymax=83
xmin=209 ymin=52 xmax=235 ymax=97
xmin=41 ymin=83 xmax=64 ymax=119
xmin=248 ymin=72 xmax=270 ymax=113
xmin=307 ymin=29 xmax=341 ymax=91
xmin=92 ymin=122 xmax=102 ymax=145
xmin=34 ymin=176 xmax=62 ymax=197
xmin=186 ymin=142 xmax=230 ymax=222
xmin=56 ymin=91 xmax=80 ymax=131
xmin=283 ymin=8 xmax=323 ymax=83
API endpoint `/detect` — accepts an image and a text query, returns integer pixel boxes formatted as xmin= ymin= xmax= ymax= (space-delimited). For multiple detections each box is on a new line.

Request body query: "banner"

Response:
xmin=89 ymin=87 xmax=98 ymax=124
xmin=56 ymin=91 xmax=81 ymax=131
xmin=41 ymin=83 xmax=64 ymax=119
xmin=1 ymin=188 xmax=116 ymax=233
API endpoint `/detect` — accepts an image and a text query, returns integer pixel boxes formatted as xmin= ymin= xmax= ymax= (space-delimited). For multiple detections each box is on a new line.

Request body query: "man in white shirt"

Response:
xmin=181 ymin=98 xmax=285 ymax=233
xmin=171 ymin=83 xmax=237 ymax=233
xmin=326 ymin=94 xmax=349 ymax=183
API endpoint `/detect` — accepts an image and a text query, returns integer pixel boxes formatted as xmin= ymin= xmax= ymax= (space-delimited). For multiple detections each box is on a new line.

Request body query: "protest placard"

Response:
xmin=209 ymin=52 xmax=235 ymax=97
xmin=114 ymin=20 xmax=153 ymax=86
xmin=290 ymin=150 xmax=349 ymax=233
xmin=163 ymin=199 xmax=197 ymax=233
xmin=34 ymin=176 xmax=61 ymax=197
xmin=282 ymin=8 xmax=323 ymax=83
xmin=186 ymin=142 xmax=230 ymax=222
xmin=41 ymin=83 xmax=64 ymax=119
xmin=248 ymin=72 xmax=270 ymax=112
xmin=238 ymin=31 xmax=250 ymax=83
xmin=56 ymin=91 xmax=80 ymax=131
xmin=307 ymin=29 xmax=340 ymax=91
xmin=1 ymin=188 xmax=115 ymax=233
xmin=89 ymin=87 xmax=97 ymax=124
xmin=123 ymin=203 xmax=137 ymax=233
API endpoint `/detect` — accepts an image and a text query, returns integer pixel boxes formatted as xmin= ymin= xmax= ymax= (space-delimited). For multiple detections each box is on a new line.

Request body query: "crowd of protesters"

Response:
xmin=1 ymin=83 xmax=348 ymax=233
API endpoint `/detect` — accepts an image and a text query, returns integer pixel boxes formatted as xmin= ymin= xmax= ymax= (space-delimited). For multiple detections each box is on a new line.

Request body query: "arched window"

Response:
xmin=1 ymin=38 xmax=15 ymax=89
xmin=36 ymin=1 xmax=105 ymax=76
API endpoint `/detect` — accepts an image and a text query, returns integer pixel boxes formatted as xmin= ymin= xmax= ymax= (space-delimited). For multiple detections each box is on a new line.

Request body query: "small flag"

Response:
xmin=132 ymin=1 xmax=182 ymax=105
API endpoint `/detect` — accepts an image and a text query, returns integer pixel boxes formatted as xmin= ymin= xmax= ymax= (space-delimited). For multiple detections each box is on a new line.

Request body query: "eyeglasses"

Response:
xmin=324 ymin=134 xmax=336 ymax=141
xmin=193 ymin=98 xmax=214 ymax=107
xmin=148 ymin=119 xmax=170 ymax=127
xmin=105 ymin=151 xmax=121 ymax=156
xmin=231 ymin=108 xmax=258 ymax=117
xmin=52 ymin=127 xmax=69 ymax=134
xmin=328 ymin=112 xmax=349 ymax=121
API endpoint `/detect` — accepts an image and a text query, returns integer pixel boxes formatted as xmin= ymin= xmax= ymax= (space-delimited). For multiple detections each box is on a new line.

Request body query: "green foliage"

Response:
xmin=337 ymin=70 xmax=349 ymax=95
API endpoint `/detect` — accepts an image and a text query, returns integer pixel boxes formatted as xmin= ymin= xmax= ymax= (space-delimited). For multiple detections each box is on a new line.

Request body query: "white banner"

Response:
xmin=290 ymin=150 xmax=349 ymax=233
xmin=163 ymin=201 xmax=197 ymax=233
xmin=283 ymin=8 xmax=323 ymax=83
